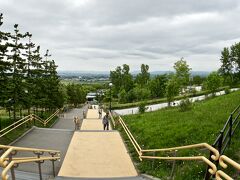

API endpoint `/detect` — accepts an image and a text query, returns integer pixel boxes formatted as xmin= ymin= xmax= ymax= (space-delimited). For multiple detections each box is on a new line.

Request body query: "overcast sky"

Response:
xmin=1 ymin=0 xmax=240 ymax=72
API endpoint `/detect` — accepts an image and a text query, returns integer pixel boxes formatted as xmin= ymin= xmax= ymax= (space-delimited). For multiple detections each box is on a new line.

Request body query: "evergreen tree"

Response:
xmin=22 ymin=32 xmax=35 ymax=114
xmin=7 ymin=24 xmax=27 ymax=121
xmin=0 ymin=13 xmax=11 ymax=108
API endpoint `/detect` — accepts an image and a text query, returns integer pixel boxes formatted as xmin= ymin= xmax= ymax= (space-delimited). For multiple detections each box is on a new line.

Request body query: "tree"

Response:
xmin=7 ymin=24 xmax=27 ymax=121
xmin=110 ymin=64 xmax=133 ymax=95
xmin=133 ymin=86 xmax=151 ymax=101
xmin=174 ymin=58 xmax=191 ymax=87
xmin=0 ymin=13 xmax=11 ymax=108
xmin=67 ymin=84 xmax=86 ymax=107
xmin=149 ymin=74 xmax=167 ymax=98
xmin=110 ymin=66 xmax=122 ymax=95
xmin=204 ymin=72 xmax=223 ymax=95
xmin=122 ymin=64 xmax=134 ymax=92
xmin=219 ymin=42 xmax=240 ymax=85
xmin=219 ymin=47 xmax=233 ymax=85
xmin=165 ymin=75 xmax=180 ymax=106
xmin=192 ymin=75 xmax=204 ymax=85
xmin=135 ymin=64 xmax=150 ymax=87
xmin=230 ymin=42 xmax=240 ymax=82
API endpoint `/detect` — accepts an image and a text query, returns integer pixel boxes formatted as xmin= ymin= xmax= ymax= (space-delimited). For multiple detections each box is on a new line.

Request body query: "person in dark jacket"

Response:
xmin=102 ymin=112 xmax=109 ymax=130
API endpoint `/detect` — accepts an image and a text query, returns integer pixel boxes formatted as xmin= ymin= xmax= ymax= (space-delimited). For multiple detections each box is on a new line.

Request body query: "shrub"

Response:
xmin=179 ymin=98 xmax=192 ymax=112
xmin=224 ymin=87 xmax=231 ymax=95
xmin=138 ymin=101 xmax=147 ymax=114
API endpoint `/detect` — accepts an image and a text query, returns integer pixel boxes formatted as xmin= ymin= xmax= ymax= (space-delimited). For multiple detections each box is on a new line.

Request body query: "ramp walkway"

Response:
xmin=58 ymin=108 xmax=138 ymax=178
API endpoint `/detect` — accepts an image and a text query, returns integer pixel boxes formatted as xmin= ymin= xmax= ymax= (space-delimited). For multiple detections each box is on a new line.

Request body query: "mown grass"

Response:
xmin=121 ymin=90 xmax=240 ymax=179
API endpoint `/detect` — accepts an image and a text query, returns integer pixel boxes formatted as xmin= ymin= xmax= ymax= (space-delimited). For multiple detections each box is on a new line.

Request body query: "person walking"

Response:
xmin=98 ymin=108 xmax=102 ymax=119
xmin=102 ymin=112 xmax=110 ymax=130
xmin=76 ymin=117 xmax=80 ymax=130
xmin=83 ymin=110 xmax=86 ymax=119
xmin=73 ymin=116 xmax=77 ymax=130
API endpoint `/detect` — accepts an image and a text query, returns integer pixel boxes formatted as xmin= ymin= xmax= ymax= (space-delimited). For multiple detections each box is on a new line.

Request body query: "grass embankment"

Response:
xmin=121 ymin=90 xmax=240 ymax=179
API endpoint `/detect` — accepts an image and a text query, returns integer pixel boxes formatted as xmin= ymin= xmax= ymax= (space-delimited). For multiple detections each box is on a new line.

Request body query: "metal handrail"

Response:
xmin=219 ymin=155 xmax=240 ymax=170
xmin=109 ymin=111 xmax=116 ymax=128
xmin=140 ymin=155 xmax=217 ymax=175
xmin=215 ymin=170 xmax=233 ymax=180
xmin=0 ymin=109 xmax=61 ymax=138
xmin=141 ymin=143 xmax=219 ymax=161
xmin=215 ymin=155 xmax=240 ymax=180
xmin=118 ymin=116 xmax=142 ymax=155
xmin=117 ymin=114 xmax=220 ymax=176
xmin=44 ymin=109 xmax=61 ymax=126
xmin=31 ymin=114 xmax=45 ymax=124
xmin=0 ymin=115 xmax=32 ymax=135
xmin=0 ymin=118 xmax=31 ymax=138
xmin=0 ymin=145 xmax=60 ymax=167
xmin=1 ymin=156 xmax=60 ymax=180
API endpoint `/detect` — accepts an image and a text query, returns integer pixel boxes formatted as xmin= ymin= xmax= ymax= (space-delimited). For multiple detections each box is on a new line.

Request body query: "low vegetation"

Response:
xmin=120 ymin=90 xmax=240 ymax=179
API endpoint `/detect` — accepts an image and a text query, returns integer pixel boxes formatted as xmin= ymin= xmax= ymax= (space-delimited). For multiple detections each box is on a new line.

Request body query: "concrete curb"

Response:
xmin=141 ymin=174 xmax=161 ymax=180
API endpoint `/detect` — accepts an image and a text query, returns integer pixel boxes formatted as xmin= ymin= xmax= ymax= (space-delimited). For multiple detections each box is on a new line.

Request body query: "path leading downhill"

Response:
xmin=53 ymin=107 xmax=87 ymax=130
xmin=58 ymin=108 xmax=138 ymax=178
xmin=7 ymin=106 xmax=140 ymax=179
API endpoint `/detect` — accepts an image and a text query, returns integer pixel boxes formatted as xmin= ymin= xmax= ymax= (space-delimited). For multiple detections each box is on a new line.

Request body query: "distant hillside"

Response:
xmin=58 ymin=71 xmax=109 ymax=77
xmin=58 ymin=70 xmax=210 ymax=77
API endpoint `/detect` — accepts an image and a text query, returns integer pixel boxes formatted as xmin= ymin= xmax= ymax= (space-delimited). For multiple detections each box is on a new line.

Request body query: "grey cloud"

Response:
xmin=1 ymin=0 xmax=240 ymax=71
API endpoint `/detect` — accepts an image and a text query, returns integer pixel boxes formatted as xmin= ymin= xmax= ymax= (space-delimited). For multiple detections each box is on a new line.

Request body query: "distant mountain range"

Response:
xmin=58 ymin=70 xmax=210 ymax=77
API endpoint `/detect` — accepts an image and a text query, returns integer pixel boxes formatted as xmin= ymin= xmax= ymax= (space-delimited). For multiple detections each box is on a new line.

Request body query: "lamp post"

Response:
xmin=109 ymin=82 xmax=113 ymax=112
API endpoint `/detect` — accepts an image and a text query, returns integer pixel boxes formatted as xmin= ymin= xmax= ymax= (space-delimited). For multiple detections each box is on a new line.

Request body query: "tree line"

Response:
xmin=0 ymin=13 xmax=64 ymax=121
xmin=110 ymin=43 xmax=240 ymax=106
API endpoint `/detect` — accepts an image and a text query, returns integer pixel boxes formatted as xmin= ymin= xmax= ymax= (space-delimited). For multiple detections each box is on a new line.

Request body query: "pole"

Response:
xmin=110 ymin=86 xmax=112 ymax=112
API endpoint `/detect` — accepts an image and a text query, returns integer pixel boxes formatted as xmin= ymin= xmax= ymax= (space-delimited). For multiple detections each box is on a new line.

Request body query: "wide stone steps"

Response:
xmin=54 ymin=176 xmax=148 ymax=180
xmin=11 ymin=127 xmax=74 ymax=175
xmin=0 ymin=169 xmax=50 ymax=180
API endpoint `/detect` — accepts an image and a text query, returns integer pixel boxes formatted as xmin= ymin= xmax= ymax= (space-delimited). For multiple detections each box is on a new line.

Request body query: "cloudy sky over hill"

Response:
xmin=1 ymin=0 xmax=240 ymax=72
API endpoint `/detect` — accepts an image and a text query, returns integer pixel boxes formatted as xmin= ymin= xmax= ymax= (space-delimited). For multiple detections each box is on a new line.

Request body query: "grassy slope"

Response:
xmin=122 ymin=90 xmax=240 ymax=179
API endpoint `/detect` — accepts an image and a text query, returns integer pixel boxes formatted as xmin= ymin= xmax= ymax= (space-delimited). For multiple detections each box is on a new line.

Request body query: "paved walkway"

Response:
xmin=53 ymin=107 xmax=87 ymax=130
xmin=58 ymin=108 xmax=138 ymax=178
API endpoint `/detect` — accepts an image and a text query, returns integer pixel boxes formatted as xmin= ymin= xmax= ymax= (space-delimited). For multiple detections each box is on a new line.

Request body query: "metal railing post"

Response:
xmin=229 ymin=114 xmax=233 ymax=145
xmin=9 ymin=154 xmax=16 ymax=180
xmin=170 ymin=151 xmax=177 ymax=179
xmin=204 ymin=150 xmax=214 ymax=180
xmin=218 ymin=131 xmax=224 ymax=155
xmin=34 ymin=152 xmax=44 ymax=180
xmin=50 ymin=152 xmax=57 ymax=177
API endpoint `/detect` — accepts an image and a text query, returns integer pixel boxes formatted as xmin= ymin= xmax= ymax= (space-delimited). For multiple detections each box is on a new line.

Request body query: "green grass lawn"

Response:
xmin=121 ymin=90 xmax=240 ymax=179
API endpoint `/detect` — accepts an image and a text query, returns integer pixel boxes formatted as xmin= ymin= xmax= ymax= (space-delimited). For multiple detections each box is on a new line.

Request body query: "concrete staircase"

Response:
xmin=11 ymin=127 xmax=74 ymax=175
xmin=1 ymin=107 xmax=159 ymax=180
xmin=54 ymin=176 xmax=149 ymax=180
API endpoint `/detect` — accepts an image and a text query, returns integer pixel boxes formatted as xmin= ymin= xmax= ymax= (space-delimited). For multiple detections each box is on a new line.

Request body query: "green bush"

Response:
xmin=138 ymin=101 xmax=147 ymax=114
xmin=179 ymin=98 xmax=192 ymax=112
xmin=224 ymin=87 xmax=231 ymax=94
